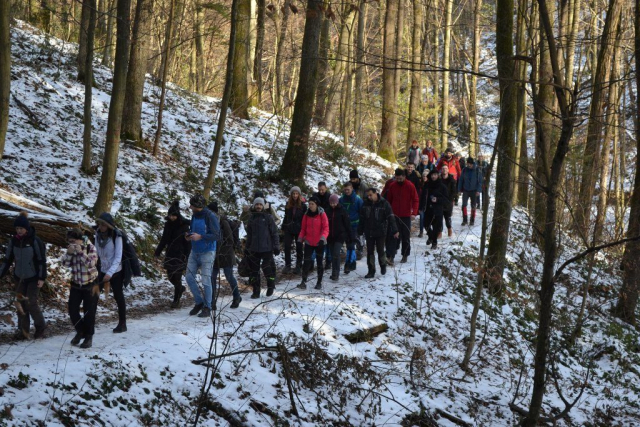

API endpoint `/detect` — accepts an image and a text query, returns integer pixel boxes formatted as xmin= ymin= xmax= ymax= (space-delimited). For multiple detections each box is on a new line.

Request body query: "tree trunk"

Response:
xmin=121 ymin=0 xmax=153 ymax=147
xmin=440 ymin=0 xmax=453 ymax=150
xmin=325 ymin=5 xmax=354 ymax=133
xmin=253 ymin=0 xmax=265 ymax=104
xmin=77 ymin=0 xmax=91 ymax=82
xmin=406 ymin=0 xmax=423 ymax=146
xmin=574 ymin=0 xmax=621 ymax=238
xmin=102 ymin=0 xmax=116 ymax=67
xmin=484 ymin=0 xmax=517 ymax=295
xmin=279 ymin=0 xmax=324 ymax=185
xmin=564 ymin=0 xmax=580 ymax=85
xmin=195 ymin=0 xmax=206 ymax=93
xmin=82 ymin=0 xmax=97 ymax=172
xmin=515 ymin=0 xmax=529 ymax=207
xmin=353 ymin=0 xmax=366 ymax=145
xmin=313 ymin=13 xmax=330 ymax=125
xmin=203 ymin=0 xmax=239 ymax=199
xmin=93 ymin=0 xmax=131 ymax=215
xmin=152 ymin=0 xmax=176 ymax=157
xmin=339 ymin=7 xmax=357 ymax=145
xmin=613 ymin=0 xmax=640 ymax=325
xmin=468 ymin=0 xmax=482 ymax=155
xmin=379 ymin=0 xmax=399 ymax=161
xmin=230 ymin=0 xmax=253 ymax=119
xmin=0 ymin=0 xmax=10 ymax=161
xmin=274 ymin=0 xmax=292 ymax=115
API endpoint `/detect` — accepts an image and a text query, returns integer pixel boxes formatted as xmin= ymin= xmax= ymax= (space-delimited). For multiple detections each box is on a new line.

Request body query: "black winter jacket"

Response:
xmin=406 ymin=170 xmax=422 ymax=191
xmin=326 ymin=204 xmax=352 ymax=244
xmin=282 ymin=202 xmax=307 ymax=235
xmin=0 ymin=227 xmax=47 ymax=281
xmin=215 ymin=216 xmax=236 ymax=269
xmin=155 ymin=217 xmax=191 ymax=273
xmin=419 ymin=179 xmax=450 ymax=216
xmin=359 ymin=197 xmax=398 ymax=239
xmin=441 ymin=175 xmax=457 ymax=213
xmin=313 ymin=191 xmax=332 ymax=211
xmin=246 ymin=211 xmax=279 ymax=254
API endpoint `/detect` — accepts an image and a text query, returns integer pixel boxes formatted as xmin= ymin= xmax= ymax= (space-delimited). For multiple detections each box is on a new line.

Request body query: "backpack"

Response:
xmin=113 ymin=229 xmax=142 ymax=287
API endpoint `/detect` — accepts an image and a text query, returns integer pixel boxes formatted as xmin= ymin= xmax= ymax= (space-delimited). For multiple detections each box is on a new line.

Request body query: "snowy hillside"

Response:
xmin=1 ymin=21 xmax=639 ymax=427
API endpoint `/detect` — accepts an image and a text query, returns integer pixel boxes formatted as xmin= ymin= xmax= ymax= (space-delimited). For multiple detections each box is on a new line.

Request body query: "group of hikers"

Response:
xmin=0 ymin=140 xmax=487 ymax=348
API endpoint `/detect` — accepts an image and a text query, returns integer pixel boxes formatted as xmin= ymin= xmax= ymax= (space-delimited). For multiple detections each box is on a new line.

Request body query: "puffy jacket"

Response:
xmin=385 ymin=180 xmax=419 ymax=217
xmin=246 ymin=211 xmax=279 ymax=253
xmin=422 ymin=147 xmax=439 ymax=164
xmin=407 ymin=146 xmax=422 ymax=166
xmin=215 ymin=216 xmax=236 ymax=269
xmin=282 ymin=202 xmax=307 ymax=235
xmin=155 ymin=216 xmax=191 ymax=273
xmin=298 ymin=208 xmax=330 ymax=247
xmin=436 ymin=156 xmax=462 ymax=180
xmin=419 ymin=179 xmax=450 ymax=216
xmin=339 ymin=192 xmax=364 ymax=229
xmin=326 ymin=204 xmax=352 ymax=244
xmin=359 ymin=197 xmax=398 ymax=239
xmin=190 ymin=208 xmax=220 ymax=253
xmin=0 ymin=227 xmax=47 ymax=281
xmin=406 ymin=170 xmax=422 ymax=191
xmin=458 ymin=166 xmax=483 ymax=193
xmin=313 ymin=191 xmax=332 ymax=211
xmin=441 ymin=174 xmax=457 ymax=212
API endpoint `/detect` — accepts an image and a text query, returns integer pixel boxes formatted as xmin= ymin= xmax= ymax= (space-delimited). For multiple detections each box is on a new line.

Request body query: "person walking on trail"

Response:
xmin=313 ymin=181 xmax=332 ymax=211
xmin=405 ymin=162 xmax=422 ymax=191
xmin=417 ymin=155 xmax=434 ymax=177
xmin=326 ymin=194 xmax=351 ymax=281
xmin=440 ymin=165 xmax=457 ymax=237
xmin=359 ymin=188 xmax=397 ymax=278
xmin=385 ymin=168 xmax=419 ymax=264
xmin=456 ymin=153 xmax=466 ymax=172
xmin=436 ymin=148 xmax=462 ymax=181
xmin=418 ymin=172 xmax=430 ymax=238
xmin=154 ymin=201 xmax=191 ymax=308
xmin=420 ymin=169 xmax=450 ymax=249
xmin=62 ymin=228 xmax=98 ymax=348
xmin=240 ymin=190 xmax=281 ymax=228
xmin=476 ymin=154 xmax=489 ymax=209
xmin=282 ymin=187 xmax=307 ymax=275
xmin=185 ymin=195 xmax=220 ymax=318
xmin=349 ymin=169 xmax=368 ymax=201
xmin=245 ymin=198 xmax=280 ymax=298
xmin=458 ymin=157 xmax=483 ymax=226
xmin=94 ymin=212 xmax=127 ymax=333
xmin=0 ymin=212 xmax=47 ymax=340
xmin=407 ymin=140 xmax=422 ymax=167
xmin=297 ymin=196 xmax=329 ymax=290
xmin=339 ymin=182 xmax=364 ymax=273
xmin=422 ymin=140 xmax=439 ymax=164
xmin=207 ymin=202 xmax=242 ymax=310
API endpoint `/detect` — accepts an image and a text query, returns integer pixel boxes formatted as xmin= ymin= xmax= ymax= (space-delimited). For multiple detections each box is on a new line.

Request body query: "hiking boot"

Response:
xmin=113 ymin=323 xmax=127 ymax=333
xmin=470 ymin=218 xmax=475 ymax=226
xmin=365 ymin=271 xmax=375 ymax=279
xmin=282 ymin=265 xmax=292 ymax=274
xmin=418 ymin=231 xmax=423 ymax=238
xmin=344 ymin=264 xmax=351 ymax=274
xmin=427 ymin=237 xmax=432 ymax=245
xmin=251 ymin=288 xmax=261 ymax=299
xmin=266 ymin=287 xmax=275 ymax=297
xmin=381 ymin=265 xmax=387 ymax=275
xmin=80 ymin=337 xmax=93 ymax=349
xmin=34 ymin=328 xmax=47 ymax=339
xmin=330 ymin=274 xmax=339 ymax=281
xmin=189 ymin=303 xmax=204 ymax=316
xmin=431 ymin=241 xmax=438 ymax=249
xmin=198 ymin=307 xmax=211 ymax=318
xmin=350 ymin=261 xmax=357 ymax=271
xmin=448 ymin=228 xmax=453 ymax=237
xmin=401 ymin=256 xmax=408 ymax=263
xmin=387 ymin=258 xmax=395 ymax=267
xmin=314 ymin=281 xmax=322 ymax=290
xmin=71 ymin=332 xmax=84 ymax=346
xmin=462 ymin=218 xmax=468 ymax=226
xmin=14 ymin=330 xmax=29 ymax=341
xmin=230 ymin=297 xmax=242 ymax=309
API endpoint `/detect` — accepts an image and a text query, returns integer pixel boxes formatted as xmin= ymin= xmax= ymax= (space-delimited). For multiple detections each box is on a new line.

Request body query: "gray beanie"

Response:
xmin=290 ymin=186 xmax=301 ymax=195
xmin=253 ymin=197 xmax=265 ymax=208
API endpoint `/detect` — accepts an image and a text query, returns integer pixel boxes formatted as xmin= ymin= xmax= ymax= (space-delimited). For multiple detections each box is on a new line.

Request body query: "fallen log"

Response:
xmin=0 ymin=209 xmax=91 ymax=247
xmin=344 ymin=323 xmax=389 ymax=344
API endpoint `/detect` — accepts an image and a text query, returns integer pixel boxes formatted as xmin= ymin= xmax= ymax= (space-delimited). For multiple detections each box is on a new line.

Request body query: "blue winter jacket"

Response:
xmin=189 ymin=208 xmax=220 ymax=253
xmin=339 ymin=193 xmax=364 ymax=230
xmin=458 ymin=166 xmax=483 ymax=193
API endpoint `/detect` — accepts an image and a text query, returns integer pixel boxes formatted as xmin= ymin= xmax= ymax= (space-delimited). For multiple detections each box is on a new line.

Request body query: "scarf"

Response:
xmin=96 ymin=231 xmax=111 ymax=248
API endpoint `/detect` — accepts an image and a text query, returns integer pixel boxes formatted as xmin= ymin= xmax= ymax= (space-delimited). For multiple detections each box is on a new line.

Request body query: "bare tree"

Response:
xmin=152 ymin=0 xmax=176 ymax=157
xmin=0 ymin=0 xmax=10 ymax=161
xmin=379 ymin=0 xmax=399 ymax=161
xmin=82 ymin=0 xmax=97 ymax=172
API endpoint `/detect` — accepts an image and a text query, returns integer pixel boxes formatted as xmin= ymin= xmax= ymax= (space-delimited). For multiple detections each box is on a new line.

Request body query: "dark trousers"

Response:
xmin=462 ymin=191 xmax=477 ymax=209
xmin=396 ymin=217 xmax=412 ymax=257
xmin=303 ymin=244 xmax=324 ymax=282
xmin=329 ymin=241 xmax=343 ymax=277
xmin=425 ymin=211 xmax=444 ymax=242
xmin=283 ymin=232 xmax=303 ymax=267
xmin=68 ymin=280 xmax=99 ymax=337
xmin=248 ymin=251 xmax=276 ymax=288
xmin=99 ymin=271 xmax=126 ymax=324
xmin=366 ymin=236 xmax=386 ymax=272
xmin=386 ymin=224 xmax=398 ymax=259
xmin=213 ymin=266 xmax=240 ymax=300
xmin=15 ymin=278 xmax=45 ymax=333
xmin=443 ymin=209 xmax=452 ymax=230
xmin=168 ymin=269 xmax=183 ymax=291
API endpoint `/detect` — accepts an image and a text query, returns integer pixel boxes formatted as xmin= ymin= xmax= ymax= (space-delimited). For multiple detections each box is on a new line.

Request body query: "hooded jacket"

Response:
xmin=282 ymin=201 xmax=308 ymax=235
xmin=155 ymin=215 xmax=191 ymax=272
xmin=458 ymin=166 xmax=483 ymax=193
xmin=189 ymin=208 xmax=220 ymax=254
xmin=215 ymin=215 xmax=236 ymax=269
xmin=0 ymin=227 xmax=47 ymax=281
xmin=407 ymin=145 xmax=422 ymax=166
xmin=313 ymin=191 xmax=332 ymax=211
xmin=246 ymin=211 xmax=279 ymax=253
xmin=441 ymin=174 xmax=457 ymax=212
xmin=339 ymin=192 xmax=364 ymax=229
xmin=436 ymin=155 xmax=462 ymax=180
xmin=422 ymin=147 xmax=439 ymax=164
xmin=419 ymin=178 xmax=450 ymax=216
xmin=359 ymin=197 xmax=398 ymax=239
xmin=298 ymin=207 xmax=330 ymax=247
xmin=385 ymin=179 xmax=420 ymax=217
xmin=326 ymin=204 xmax=352 ymax=244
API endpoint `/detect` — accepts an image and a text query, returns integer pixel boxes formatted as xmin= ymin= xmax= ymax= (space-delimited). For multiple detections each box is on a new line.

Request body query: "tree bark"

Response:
xmin=313 ymin=13 xmax=330 ymax=125
xmin=484 ymin=0 xmax=517 ymax=294
xmin=406 ymin=0 xmax=423 ymax=147
xmin=0 ymin=0 xmax=10 ymax=161
xmin=515 ymin=0 xmax=529 ymax=207
xmin=440 ymin=0 xmax=453 ymax=150
xmin=82 ymin=0 xmax=97 ymax=172
xmin=253 ymin=0 xmax=265 ymax=104
xmin=279 ymin=0 xmax=324 ymax=185
xmin=102 ymin=0 xmax=116 ymax=67
xmin=339 ymin=6 xmax=357 ymax=145
xmin=77 ymin=0 xmax=91 ymax=82
xmin=93 ymin=0 xmax=131 ymax=215
xmin=195 ymin=0 xmax=206 ymax=93
xmin=230 ymin=0 xmax=253 ymax=119
xmin=353 ymin=0 xmax=366 ymax=145
xmin=379 ymin=0 xmax=399 ymax=161
xmin=152 ymin=0 xmax=176 ymax=157
xmin=274 ymin=0 xmax=292 ymax=115
xmin=468 ymin=0 xmax=482 ymax=155
xmin=121 ymin=0 xmax=153 ymax=147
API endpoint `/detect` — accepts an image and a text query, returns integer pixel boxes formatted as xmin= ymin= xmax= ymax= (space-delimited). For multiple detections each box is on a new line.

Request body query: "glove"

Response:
xmin=318 ymin=237 xmax=326 ymax=247
xmin=297 ymin=237 xmax=303 ymax=243
xmin=273 ymin=248 xmax=280 ymax=256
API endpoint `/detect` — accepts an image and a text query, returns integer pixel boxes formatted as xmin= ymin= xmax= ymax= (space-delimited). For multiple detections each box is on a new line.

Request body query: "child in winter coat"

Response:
xmin=282 ymin=187 xmax=307 ymax=274
xmin=297 ymin=197 xmax=329 ymax=290
xmin=62 ymin=228 xmax=98 ymax=348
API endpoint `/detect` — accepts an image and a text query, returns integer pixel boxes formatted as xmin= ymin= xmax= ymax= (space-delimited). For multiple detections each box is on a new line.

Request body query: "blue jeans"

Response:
xmin=213 ymin=266 xmax=240 ymax=301
xmin=419 ymin=211 xmax=425 ymax=234
xmin=186 ymin=251 xmax=215 ymax=309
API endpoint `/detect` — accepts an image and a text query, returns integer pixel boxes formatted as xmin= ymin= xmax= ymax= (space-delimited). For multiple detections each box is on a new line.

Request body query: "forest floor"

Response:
xmin=0 ymin=21 xmax=639 ymax=427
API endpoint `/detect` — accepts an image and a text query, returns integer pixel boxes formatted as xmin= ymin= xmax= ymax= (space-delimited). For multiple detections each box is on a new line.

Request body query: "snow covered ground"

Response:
xmin=1 ymin=20 xmax=639 ymax=427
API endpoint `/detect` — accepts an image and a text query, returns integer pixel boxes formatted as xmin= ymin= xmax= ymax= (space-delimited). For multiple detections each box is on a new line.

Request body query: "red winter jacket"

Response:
xmin=385 ymin=180 xmax=419 ymax=217
xmin=436 ymin=156 xmax=462 ymax=180
xmin=422 ymin=147 xmax=439 ymax=164
xmin=298 ymin=208 xmax=330 ymax=246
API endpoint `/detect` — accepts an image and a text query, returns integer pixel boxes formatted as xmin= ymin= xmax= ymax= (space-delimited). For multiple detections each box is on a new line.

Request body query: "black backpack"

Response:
xmin=113 ymin=229 xmax=142 ymax=286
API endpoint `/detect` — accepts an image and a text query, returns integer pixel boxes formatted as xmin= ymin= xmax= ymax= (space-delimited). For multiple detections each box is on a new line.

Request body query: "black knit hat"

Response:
xmin=96 ymin=212 xmax=115 ymax=229
xmin=207 ymin=201 xmax=219 ymax=213
xmin=467 ymin=157 xmax=475 ymax=164
xmin=14 ymin=211 xmax=30 ymax=229
xmin=395 ymin=168 xmax=405 ymax=177
xmin=309 ymin=195 xmax=321 ymax=205
xmin=349 ymin=169 xmax=359 ymax=179
xmin=189 ymin=194 xmax=206 ymax=209
xmin=67 ymin=228 xmax=84 ymax=240
xmin=167 ymin=201 xmax=181 ymax=217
